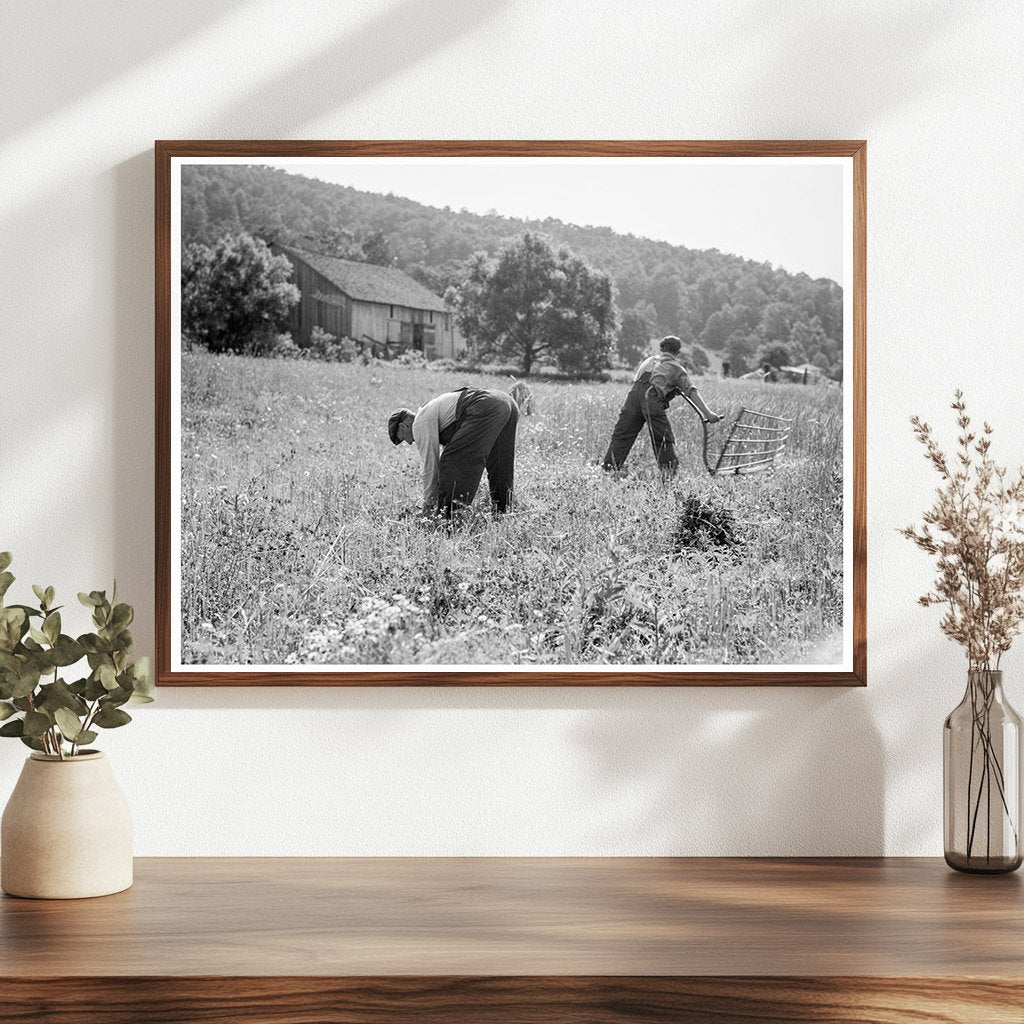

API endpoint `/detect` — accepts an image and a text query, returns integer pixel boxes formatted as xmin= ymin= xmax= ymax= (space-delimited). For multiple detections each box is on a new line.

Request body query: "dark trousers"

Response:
xmin=437 ymin=391 xmax=519 ymax=514
xmin=602 ymin=379 xmax=678 ymax=474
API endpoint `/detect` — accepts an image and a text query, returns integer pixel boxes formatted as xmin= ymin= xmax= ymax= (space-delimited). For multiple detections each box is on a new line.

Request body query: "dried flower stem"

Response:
xmin=903 ymin=391 xmax=1024 ymax=864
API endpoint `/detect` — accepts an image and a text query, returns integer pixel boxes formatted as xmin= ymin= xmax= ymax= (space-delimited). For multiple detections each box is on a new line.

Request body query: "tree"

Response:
xmin=453 ymin=232 xmax=616 ymax=376
xmin=756 ymin=342 xmax=792 ymax=369
xmin=688 ymin=344 xmax=710 ymax=374
xmin=760 ymin=301 xmax=796 ymax=344
xmin=181 ymin=233 xmax=299 ymax=354
xmin=648 ymin=268 xmax=682 ymax=333
xmin=725 ymin=332 xmax=757 ymax=377
xmin=547 ymin=250 xmax=617 ymax=375
xmin=617 ymin=306 xmax=656 ymax=365
xmin=700 ymin=306 xmax=739 ymax=350
xmin=361 ymin=230 xmax=393 ymax=266
xmin=301 ymin=225 xmax=361 ymax=260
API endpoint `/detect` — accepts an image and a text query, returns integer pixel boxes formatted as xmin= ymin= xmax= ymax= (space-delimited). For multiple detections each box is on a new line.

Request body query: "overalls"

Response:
xmin=437 ymin=388 xmax=519 ymax=514
xmin=601 ymin=370 xmax=679 ymax=475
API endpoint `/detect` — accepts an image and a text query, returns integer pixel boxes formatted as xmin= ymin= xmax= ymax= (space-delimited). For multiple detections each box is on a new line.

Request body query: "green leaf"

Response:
xmin=98 ymin=664 xmax=118 ymax=690
xmin=127 ymin=657 xmax=155 ymax=703
xmin=28 ymin=627 xmax=49 ymax=646
xmin=78 ymin=592 xmax=100 ymax=608
xmin=49 ymin=635 xmax=85 ymax=667
xmin=93 ymin=705 xmax=131 ymax=729
xmin=104 ymin=685 xmax=132 ymax=708
xmin=54 ymin=707 xmax=85 ymax=741
xmin=0 ymin=607 xmax=27 ymax=652
xmin=7 ymin=604 xmax=42 ymax=619
xmin=22 ymin=711 xmax=50 ymax=738
xmin=19 ymin=735 xmax=45 ymax=752
xmin=0 ymin=553 xmax=11 ymax=573
xmin=83 ymin=675 xmax=108 ymax=701
xmin=0 ymin=719 xmax=24 ymax=738
xmin=74 ymin=730 xmax=98 ymax=746
xmin=80 ymin=635 xmax=112 ymax=655
xmin=0 ymin=572 xmax=14 ymax=602
xmin=36 ymin=679 xmax=88 ymax=716
xmin=31 ymin=585 xmax=47 ymax=608
xmin=11 ymin=666 xmax=41 ymax=699
xmin=0 ymin=701 xmax=16 ymax=721
xmin=110 ymin=603 xmax=134 ymax=629
xmin=42 ymin=611 xmax=60 ymax=644
xmin=44 ymin=586 xmax=55 ymax=609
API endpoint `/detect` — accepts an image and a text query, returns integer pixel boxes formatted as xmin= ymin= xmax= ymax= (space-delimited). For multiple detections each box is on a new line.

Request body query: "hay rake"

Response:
xmin=681 ymin=396 xmax=791 ymax=476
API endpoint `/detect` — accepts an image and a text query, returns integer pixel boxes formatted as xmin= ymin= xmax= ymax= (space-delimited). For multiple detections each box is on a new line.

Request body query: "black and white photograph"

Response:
xmin=163 ymin=145 xmax=861 ymax=681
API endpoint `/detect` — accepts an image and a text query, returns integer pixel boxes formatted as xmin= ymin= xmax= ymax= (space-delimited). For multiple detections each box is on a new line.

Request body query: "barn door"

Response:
xmin=421 ymin=325 xmax=436 ymax=357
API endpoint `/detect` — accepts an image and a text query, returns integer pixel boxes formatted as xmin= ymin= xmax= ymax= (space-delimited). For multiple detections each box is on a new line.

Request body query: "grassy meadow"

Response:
xmin=180 ymin=351 xmax=844 ymax=666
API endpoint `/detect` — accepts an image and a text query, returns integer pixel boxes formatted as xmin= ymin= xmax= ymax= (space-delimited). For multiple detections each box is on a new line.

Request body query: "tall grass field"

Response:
xmin=180 ymin=352 xmax=844 ymax=667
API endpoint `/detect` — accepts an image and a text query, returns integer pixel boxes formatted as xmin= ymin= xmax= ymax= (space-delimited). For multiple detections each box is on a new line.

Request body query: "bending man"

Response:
xmin=389 ymin=387 xmax=519 ymax=516
xmin=602 ymin=336 xmax=721 ymax=476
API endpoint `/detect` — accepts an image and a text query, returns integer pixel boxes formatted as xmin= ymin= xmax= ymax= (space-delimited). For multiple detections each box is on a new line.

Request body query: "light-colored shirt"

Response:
xmin=650 ymin=352 xmax=694 ymax=402
xmin=412 ymin=391 xmax=461 ymax=509
xmin=633 ymin=355 xmax=658 ymax=381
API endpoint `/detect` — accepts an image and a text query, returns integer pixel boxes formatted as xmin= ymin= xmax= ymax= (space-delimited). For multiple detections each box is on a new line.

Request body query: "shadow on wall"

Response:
xmin=573 ymin=687 xmax=884 ymax=856
xmin=146 ymin=678 xmax=885 ymax=856
xmin=721 ymin=0 xmax=972 ymax=133
xmin=205 ymin=0 xmax=507 ymax=137
xmin=0 ymin=1 xmax=245 ymax=139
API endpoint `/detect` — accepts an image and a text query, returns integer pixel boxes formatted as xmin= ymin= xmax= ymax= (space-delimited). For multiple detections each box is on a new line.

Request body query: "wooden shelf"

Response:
xmin=2 ymin=857 xmax=1022 ymax=1022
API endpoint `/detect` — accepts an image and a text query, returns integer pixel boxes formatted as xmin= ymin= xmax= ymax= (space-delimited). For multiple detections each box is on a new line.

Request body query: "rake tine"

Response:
xmin=725 ymin=454 xmax=780 ymax=468
xmin=730 ymin=423 xmax=789 ymax=434
xmin=719 ymin=446 xmax=787 ymax=461
xmin=727 ymin=434 xmax=790 ymax=445
xmin=739 ymin=408 xmax=792 ymax=423
xmin=728 ymin=461 xmax=778 ymax=475
xmin=722 ymin=437 xmax=789 ymax=449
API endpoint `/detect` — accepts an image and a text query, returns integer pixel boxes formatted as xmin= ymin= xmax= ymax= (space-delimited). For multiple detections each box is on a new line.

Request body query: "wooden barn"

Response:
xmin=277 ymin=245 xmax=464 ymax=358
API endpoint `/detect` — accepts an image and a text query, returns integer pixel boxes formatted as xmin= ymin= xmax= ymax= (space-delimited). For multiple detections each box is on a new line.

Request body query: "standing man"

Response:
xmin=602 ymin=336 xmax=722 ymax=476
xmin=389 ymin=387 xmax=519 ymax=516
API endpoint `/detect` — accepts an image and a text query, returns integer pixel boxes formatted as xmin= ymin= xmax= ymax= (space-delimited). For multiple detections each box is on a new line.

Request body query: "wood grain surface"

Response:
xmin=0 ymin=976 xmax=1022 ymax=1024
xmin=2 ymin=858 xmax=1021 ymax=1023
xmin=155 ymin=138 xmax=867 ymax=687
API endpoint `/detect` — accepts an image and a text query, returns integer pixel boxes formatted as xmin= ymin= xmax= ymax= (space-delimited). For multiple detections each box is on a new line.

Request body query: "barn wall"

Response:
xmin=280 ymin=254 xmax=350 ymax=347
xmin=351 ymin=301 xmax=462 ymax=359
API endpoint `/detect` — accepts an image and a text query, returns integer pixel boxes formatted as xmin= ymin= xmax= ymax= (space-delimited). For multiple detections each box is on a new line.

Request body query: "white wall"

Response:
xmin=1 ymin=0 xmax=1022 ymax=855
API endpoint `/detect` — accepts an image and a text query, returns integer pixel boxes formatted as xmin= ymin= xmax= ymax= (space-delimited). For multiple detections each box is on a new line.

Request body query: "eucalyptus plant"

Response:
xmin=0 ymin=553 xmax=153 ymax=759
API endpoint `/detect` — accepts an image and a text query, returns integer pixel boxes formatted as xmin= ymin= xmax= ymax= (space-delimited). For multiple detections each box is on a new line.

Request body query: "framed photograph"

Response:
xmin=156 ymin=140 xmax=865 ymax=686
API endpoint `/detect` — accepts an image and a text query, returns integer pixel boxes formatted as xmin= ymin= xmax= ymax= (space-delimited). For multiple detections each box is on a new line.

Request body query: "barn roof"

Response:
xmin=280 ymin=246 xmax=448 ymax=313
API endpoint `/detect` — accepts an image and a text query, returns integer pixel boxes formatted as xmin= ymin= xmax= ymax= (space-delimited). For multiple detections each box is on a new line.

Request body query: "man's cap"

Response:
xmin=388 ymin=408 xmax=414 ymax=445
xmin=659 ymin=335 xmax=682 ymax=354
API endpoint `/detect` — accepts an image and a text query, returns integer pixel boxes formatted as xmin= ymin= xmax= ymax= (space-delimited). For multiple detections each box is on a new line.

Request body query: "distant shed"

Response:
xmin=780 ymin=363 xmax=828 ymax=384
xmin=276 ymin=245 xmax=464 ymax=358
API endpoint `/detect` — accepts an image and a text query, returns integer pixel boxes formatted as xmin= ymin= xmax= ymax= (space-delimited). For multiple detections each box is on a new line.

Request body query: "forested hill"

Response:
xmin=181 ymin=163 xmax=843 ymax=377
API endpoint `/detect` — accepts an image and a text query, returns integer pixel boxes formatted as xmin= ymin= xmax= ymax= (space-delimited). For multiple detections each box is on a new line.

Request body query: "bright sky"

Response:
xmin=242 ymin=157 xmax=846 ymax=282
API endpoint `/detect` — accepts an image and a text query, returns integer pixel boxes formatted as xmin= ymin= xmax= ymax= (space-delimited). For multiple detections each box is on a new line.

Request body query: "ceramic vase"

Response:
xmin=1 ymin=751 xmax=133 ymax=898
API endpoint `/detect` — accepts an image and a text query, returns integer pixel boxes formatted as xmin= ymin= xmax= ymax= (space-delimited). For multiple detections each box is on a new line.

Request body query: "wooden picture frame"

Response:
xmin=156 ymin=140 xmax=866 ymax=686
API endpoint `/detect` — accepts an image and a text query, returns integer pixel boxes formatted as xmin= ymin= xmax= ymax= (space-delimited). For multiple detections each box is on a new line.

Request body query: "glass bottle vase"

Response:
xmin=944 ymin=669 xmax=1023 ymax=873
